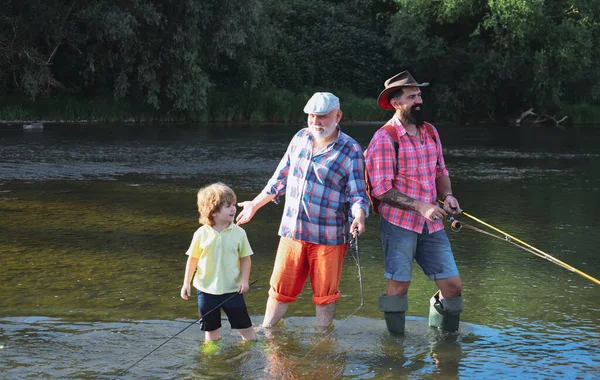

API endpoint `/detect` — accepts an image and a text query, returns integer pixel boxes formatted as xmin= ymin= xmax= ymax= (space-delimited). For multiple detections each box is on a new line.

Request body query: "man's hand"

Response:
xmin=418 ymin=203 xmax=447 ymax=222
xmin=442 ymin=195 xmax=462 ymax=215
xmin=236 ymin=201 xmax=257 ymax=225
xmin=350 ymin=209 xmax=366 ymax=237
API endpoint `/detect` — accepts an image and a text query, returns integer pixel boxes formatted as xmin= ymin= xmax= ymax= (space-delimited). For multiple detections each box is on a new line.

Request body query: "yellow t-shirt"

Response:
xmin=186 ymin=223 xmax=254 ymax=295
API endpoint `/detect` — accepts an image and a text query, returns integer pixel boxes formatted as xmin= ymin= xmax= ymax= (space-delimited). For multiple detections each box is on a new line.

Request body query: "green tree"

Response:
xmin=386 ymin=0 xmax=600 ymax=121
xmin=263 ymin=0 xmax=393 ymax=96
xmin=0 ymin=0 xmax=267 ymax=113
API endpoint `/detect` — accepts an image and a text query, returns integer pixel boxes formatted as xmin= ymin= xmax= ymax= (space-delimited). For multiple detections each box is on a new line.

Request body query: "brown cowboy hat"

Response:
xmin=377 ymin=71 xmax=429 ymax=110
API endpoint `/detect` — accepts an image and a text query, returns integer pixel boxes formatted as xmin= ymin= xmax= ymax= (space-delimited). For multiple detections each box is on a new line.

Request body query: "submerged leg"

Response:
xmin=315 ymin=302 xmax=336 ymax=327
xmin=428 ymin=290 xmax=463 ymax=331
xmin=262 ymin=297 xmax=289 ymax=327
xmin=205 ymin=328 xmax=221 ymax=341
xmin=239 ymin=327 xmax=257 ymax=341
xmin=379 ymin=293 xmax=409 ymax=335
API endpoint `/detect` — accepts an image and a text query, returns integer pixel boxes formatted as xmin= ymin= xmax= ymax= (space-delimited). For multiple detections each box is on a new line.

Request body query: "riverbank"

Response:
xmin=1 ymin=92 xmax=598 ymax=126
xmin=0 ymin=90 xmax=390 ymax=125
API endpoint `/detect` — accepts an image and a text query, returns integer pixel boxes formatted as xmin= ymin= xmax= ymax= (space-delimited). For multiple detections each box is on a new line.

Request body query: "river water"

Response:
xmin=1 ymin=122 xmax=599 ymax=379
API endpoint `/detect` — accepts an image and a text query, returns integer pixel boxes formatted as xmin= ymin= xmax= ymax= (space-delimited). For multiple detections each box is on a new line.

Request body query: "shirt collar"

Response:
xmin=208 ymin=222 xmax=234 ymax=234
xmin=391 ymin=115 xmax=423 ymax=137
xmin=391 ymin=114 xmax=409 ymax=137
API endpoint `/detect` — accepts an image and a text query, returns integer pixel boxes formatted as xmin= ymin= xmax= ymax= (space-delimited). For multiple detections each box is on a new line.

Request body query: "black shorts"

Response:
xmin=197 ymin=290 xmax=252 ymax=332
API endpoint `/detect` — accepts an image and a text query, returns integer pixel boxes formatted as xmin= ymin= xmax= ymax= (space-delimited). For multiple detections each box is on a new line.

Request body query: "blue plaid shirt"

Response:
xmin=263 ymin=126 xmax=369 ymax=245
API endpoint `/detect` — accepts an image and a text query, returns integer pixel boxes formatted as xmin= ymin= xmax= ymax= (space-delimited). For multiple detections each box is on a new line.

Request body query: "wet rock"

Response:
xmin=23 ymin=122 xmax=44 ymax=130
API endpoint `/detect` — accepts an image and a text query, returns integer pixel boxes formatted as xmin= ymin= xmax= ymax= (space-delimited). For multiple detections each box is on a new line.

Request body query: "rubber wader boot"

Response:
xmin=379 ymin=293 xmax=409 ymax=335
xmin=428 ymin=291 xmax=463 ymax=332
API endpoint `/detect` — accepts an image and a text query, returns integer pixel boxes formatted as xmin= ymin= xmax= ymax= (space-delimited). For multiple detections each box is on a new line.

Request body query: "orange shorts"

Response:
xmin=268 ymin=237 xmax=348 ymax=306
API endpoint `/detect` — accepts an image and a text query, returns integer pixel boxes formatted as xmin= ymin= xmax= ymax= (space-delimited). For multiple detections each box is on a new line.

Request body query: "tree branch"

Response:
xmin=515 ymin=108 xmax=537 ymax=125
xmin=46 ymin=1 xmax=78 ymax=64
xmin=22 ymin=48 xmax=50 ymax=66
xmin=46 ymin=43 xmax=62 ymax=65
xmin=514 ymin=108 xmax=567 ymax=126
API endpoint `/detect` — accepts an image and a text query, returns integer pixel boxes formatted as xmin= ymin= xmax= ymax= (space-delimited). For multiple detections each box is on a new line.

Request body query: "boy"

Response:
xmin=181 ymin=182 xmax=257 ymax=342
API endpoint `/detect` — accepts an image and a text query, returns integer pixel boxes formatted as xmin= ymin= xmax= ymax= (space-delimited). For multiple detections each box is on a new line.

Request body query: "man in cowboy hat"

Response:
xmin=236 ymin=92 xmax=369 ymax=328
xmin=365 ymin=71 xmax=464 ymax=334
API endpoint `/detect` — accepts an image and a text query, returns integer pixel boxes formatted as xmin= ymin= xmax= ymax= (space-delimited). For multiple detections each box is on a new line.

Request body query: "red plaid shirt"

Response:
xmin=365 ymin=115 xmax=449 ymax=233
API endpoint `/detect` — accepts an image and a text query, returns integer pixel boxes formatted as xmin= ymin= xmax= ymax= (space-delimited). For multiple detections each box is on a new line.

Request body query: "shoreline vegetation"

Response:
xmin=1 ymin=93 xmax=599 ymax=127
xmin=0 ymin=91 xmax=386 ymax=125
xmin=3 ymin=1 xmax=599 ymax=127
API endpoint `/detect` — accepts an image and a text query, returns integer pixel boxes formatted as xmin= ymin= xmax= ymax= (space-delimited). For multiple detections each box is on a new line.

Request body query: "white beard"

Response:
xmin=309 ymin=120 xmax=338 ymax=140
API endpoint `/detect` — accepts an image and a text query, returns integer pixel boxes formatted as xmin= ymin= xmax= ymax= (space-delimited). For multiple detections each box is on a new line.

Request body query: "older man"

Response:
xmin=237 ymin=92 xmax=369 ymax=328
xmin=365 ymin=71 xmax=463 ymax=334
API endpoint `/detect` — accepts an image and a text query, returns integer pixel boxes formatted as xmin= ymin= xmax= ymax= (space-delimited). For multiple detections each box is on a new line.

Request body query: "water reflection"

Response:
xmin=1 ymin=313 xmax=598 ymax=379
xmin=1 ymin=123 xmax=599 ymax=379
xmin=428 ymin=329 xmax=463 ymax=378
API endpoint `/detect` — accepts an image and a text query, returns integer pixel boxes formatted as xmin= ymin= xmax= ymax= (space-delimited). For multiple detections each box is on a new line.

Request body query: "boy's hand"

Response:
xmin=238 ymin=282 xmax=250 ymax=294
xmin=180 ymin=284 xmax=191 ymax=300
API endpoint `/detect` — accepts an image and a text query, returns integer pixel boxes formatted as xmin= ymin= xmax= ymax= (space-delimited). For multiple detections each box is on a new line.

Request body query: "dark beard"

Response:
xmin=401 ymin=104 xmax=425 ymax=126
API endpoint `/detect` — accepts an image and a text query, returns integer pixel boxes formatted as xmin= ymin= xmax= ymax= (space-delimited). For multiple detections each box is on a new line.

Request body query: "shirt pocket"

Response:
xmin=396 ymin=145 xmax=420 ymax=177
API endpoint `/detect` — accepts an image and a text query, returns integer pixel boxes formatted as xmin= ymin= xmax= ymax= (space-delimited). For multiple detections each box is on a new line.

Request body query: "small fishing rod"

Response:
xmin=289 ymin=232 xmax=365 ymax=373
xmin=112 ymin=279 xmax=259 ymax=379
xmin=439 ymin=201 xmax=600 ymax=285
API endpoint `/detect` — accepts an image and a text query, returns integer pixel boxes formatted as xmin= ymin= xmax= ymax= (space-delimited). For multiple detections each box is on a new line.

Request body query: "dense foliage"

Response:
xmin=1 ymin=0 xmax=598 ymax=122
xmin=388 ymin=0 xmax=600 ymax=121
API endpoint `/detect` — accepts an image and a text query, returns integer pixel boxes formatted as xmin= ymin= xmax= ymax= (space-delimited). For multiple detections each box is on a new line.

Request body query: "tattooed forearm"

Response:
xmin=379 ymin=189 xmax=417 ymax=211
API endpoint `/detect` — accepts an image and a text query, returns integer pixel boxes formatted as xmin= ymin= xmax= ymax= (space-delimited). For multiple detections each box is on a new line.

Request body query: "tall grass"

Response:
xmin=335 ymin=90 xmax=389 ymax=122
xmin=1 ymin=88 xmax=395 ymax=124
xmin=0 ymin=94 xmax=161 ymax=122
xmin=2 ymin=90 xmax=599 ymax=126
xmin=564 ymin=104 xmax=600 ymax=126
xmin=0 ymin=104 xmax=28 ymax=121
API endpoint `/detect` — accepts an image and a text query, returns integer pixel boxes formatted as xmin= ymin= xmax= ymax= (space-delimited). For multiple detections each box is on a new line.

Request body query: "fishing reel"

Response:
xmin=447 ymin=217 xmax=462 ymax=232
xmin=349 ymin=228 xmax=359 ymax=249
xmin=350 ymin=236 xmax=358 ymax=250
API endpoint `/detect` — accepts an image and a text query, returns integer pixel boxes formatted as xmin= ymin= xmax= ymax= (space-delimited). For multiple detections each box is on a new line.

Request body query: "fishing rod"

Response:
xmin=439 ymin=201 xmax=600 ymax=285
xmin=112 ymin=279 xmax=259 ymax=379
xmin=449 ymin=216 xmax=570 ymax=263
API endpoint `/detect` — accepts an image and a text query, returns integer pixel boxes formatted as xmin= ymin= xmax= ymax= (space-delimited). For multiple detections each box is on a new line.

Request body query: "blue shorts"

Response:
xmin=379 ymin=218 xmax=459 ymax=282
xmin=197 ymin=291 xmax=253 ymax=332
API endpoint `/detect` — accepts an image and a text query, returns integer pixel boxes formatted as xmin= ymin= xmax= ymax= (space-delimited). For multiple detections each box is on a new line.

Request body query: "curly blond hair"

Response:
xmin=196 ymin=182 xmax=237 ymax=226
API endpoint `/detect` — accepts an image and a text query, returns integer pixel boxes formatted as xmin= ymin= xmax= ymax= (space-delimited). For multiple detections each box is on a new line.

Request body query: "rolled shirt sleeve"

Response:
xmin=346 ymin=143 xmax=370 ymax=219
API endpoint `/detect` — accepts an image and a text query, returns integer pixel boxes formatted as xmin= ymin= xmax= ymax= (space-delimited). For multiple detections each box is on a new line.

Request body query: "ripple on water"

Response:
xmin=1 ymin=316 xmax=598 ymax=379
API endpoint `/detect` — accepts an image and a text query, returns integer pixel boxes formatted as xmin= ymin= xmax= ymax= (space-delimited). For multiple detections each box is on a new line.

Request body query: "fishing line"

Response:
xmin=288 ymin=233 xmax=365 ymax=373
xmin=439 ymin=201 xmax=600 ymax=285
xmin=112 ymin=279 xmax=259 ymax=379
xmin=349 ymin=232 xmax=365 ymax=306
